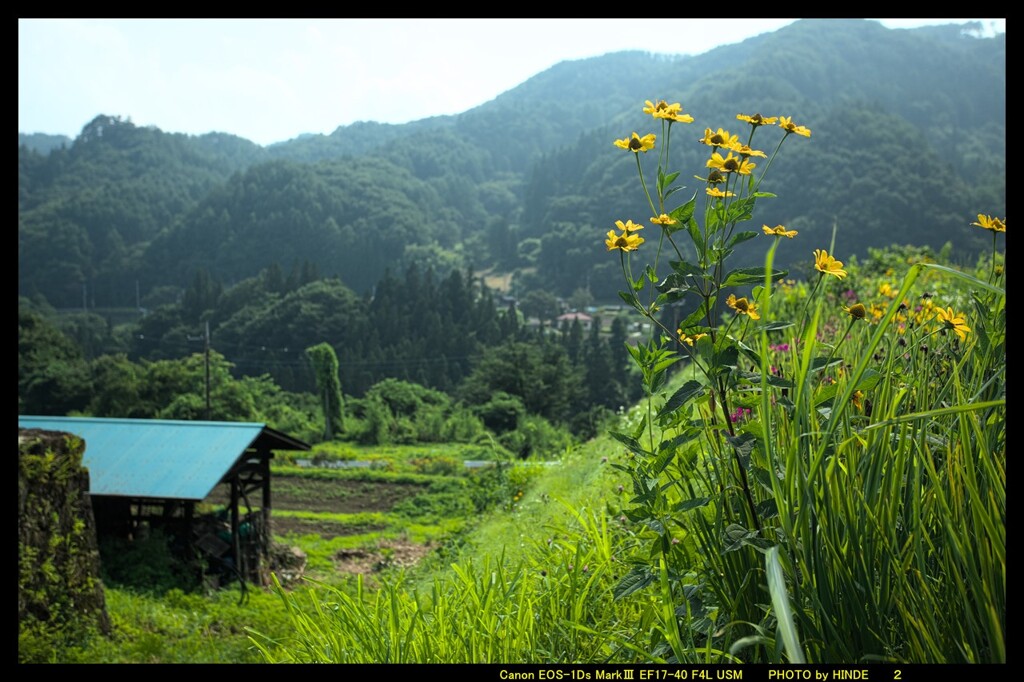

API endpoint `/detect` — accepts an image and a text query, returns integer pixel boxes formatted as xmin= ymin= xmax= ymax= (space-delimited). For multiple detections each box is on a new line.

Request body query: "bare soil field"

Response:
xmin=204 ymin=473 xmax=437 ymax=579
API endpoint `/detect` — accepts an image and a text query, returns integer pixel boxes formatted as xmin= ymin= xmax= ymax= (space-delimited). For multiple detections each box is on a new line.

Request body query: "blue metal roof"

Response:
xmin=18 ymin=416 xmax=309 ymax=501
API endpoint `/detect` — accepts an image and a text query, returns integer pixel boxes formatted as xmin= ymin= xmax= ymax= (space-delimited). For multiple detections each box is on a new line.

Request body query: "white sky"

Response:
xmin=18 ymin=18 xmax=1005 ymax=147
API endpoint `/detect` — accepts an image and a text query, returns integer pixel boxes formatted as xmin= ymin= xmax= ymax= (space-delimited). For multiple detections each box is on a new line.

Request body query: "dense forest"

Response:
xmin=19 ymin=19 xmax=1005 ymax=444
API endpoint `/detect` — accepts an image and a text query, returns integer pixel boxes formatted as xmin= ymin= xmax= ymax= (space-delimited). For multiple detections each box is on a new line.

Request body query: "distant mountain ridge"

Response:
xmin=18 ymin=132 xmax=73 ymax=154
xmin=19 ymin=19 xmax=1005 ymax=308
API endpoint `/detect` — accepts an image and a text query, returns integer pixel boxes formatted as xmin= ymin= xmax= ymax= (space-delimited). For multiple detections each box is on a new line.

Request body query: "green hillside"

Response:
xmin=19 ymin=20 xmax=1005 ymax=309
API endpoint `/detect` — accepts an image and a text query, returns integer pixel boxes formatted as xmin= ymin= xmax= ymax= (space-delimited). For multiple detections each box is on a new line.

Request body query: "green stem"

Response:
xmin=799 ymin=274 xmax=825 ymax=334
xmin=821 ymin=317 xmax=858 ymax=380
xmin=714 ymin=375 xmax=762 ymax=533
xmin=635 ymin=153 xmax=657 ymax=218
xmin=752 ymin=133 xmax=788 ymax=195
xmin=990 ymin=231 xmax=997 ymax=284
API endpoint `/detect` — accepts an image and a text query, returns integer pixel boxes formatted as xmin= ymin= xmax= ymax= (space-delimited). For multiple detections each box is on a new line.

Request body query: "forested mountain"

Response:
xmin=18 ymin=132 xmax=72 ymax=155
xmin=19 ymin=20 xmax=1005 ymax=310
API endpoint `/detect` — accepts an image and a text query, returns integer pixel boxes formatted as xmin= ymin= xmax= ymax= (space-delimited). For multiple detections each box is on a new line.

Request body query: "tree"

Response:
xmin=18 ymin=308 xmax=93 ymax=415
xmin=518 ymin=290 xmax=560 ymax=325
xmin=305 ymin=342 xmax=344 ymax=440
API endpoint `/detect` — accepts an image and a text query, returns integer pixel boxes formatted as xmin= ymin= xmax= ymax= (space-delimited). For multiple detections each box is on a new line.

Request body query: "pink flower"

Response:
xmin=730 ymin=407 xmax=752 ymax=423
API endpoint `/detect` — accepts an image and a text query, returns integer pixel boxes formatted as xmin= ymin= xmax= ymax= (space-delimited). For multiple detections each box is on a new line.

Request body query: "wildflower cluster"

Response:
xmin=605 ymin=99 xmax=814 ymax=553
xmin=602 ymin=96 xmax=1004 ymax=666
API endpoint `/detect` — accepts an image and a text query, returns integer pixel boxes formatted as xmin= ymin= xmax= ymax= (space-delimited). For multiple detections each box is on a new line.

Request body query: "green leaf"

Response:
xmin=813 ymin=383 xmax=838 ymax=407
xmin=726 ymin=432 xmax=757 ymax=469
xmin=664 ymin=186 xmax=686 ymax=201
xmin=613 ymin=565 xmax=658 ymax=600
xmin=610 ymin=431 xmax=648 ymax=457
xmin=726 ymin=231 xmax=759 ymax=248
xmin=631 ymin=413 xmax=648 ymax=442
xmin=679 ymin=300 xmax=711 ymax=330
xmin=723 ymin=525 xmax=773 ymax=552
xmin=757 ymin=321 xmax=795 ymax=332
xmin=686 ymin=216 xmax=703 ymax=253
xmin=674 ymin=497 xmax=711 ymax=512
xmin=750 ymin=466 xmax=781 ymax=492
xmin=723 ymin=523 xmax=759 ymax=552
xmin=732 ymin=335 xmax=762 ymax=367
xmin=658 ymin=429 xmax=699 ymax=455
xmin=704 ymin=208 xmax=719 ymax=234
xmin=618 ymin=291 xmax=645 ymax=314
xmin=671 ymin=193 xmax=698 ymax=224
xmin=655 ymin=273 xmax=692 ymax=300
xmin=854 ymin=368 xmax=883 ymax=391
xmin=752 ymin=191 xmax=777 ymax=198
xmin=695 ymin=332 xmax=714 ymax=363
xmin=642 ymin=517 xmax=666 ymax=534
xmin=766 ymin=374 xmax=794 ymax=388
xmin=725 ymin=197 xmax=756 ymax=223
xmin=755 ymin=498 xmax=779 ymax=520
xmin=723 ymin=267 xmax=788 ymax=287
xmin=766 ymin=546 xmax=806 ymax=663
xmin=656 ymin=380 xmax=704 ymax=420
xmin=713 ymin=343 xmax=739 ymax=373
xmin=651 ymin=447 xmax=676 ymax=476
xmin=668 ymin=260 xmax=705 ymax=278
xmin=810 ymin=355 xmax=842 ymax=372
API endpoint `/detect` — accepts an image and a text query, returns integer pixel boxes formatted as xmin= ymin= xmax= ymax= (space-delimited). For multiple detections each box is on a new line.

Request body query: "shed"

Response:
xmin=17 ymin=415 xmax=310 ymax=586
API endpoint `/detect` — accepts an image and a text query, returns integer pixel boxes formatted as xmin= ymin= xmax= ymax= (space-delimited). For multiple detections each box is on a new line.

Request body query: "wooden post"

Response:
xmin=261 ymin=449 xmax=271 ymax=556
xmin=229 ymin=476 xmax=242 ymax=583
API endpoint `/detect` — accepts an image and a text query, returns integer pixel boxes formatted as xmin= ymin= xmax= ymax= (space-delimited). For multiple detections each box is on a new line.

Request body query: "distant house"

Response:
xmin=556 ymin=312 xmax=593 ymax=330
xmin=17 ymin=416 xmax=310 ymax=586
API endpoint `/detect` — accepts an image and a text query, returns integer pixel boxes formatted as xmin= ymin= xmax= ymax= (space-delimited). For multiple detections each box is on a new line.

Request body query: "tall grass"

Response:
xmin=763 ymin=262 xmax=1005 ymax=662
xmin=250 ymin=509 xmax=651 ymax=663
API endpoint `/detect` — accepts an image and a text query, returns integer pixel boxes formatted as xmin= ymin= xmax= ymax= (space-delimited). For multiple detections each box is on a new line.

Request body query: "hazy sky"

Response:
xmin=18 ymin=18 xmax=1005 ymax=147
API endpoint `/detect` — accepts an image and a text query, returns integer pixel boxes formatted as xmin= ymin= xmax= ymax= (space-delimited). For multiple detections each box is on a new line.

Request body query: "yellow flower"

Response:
xmin=972 ymin=214 xmax=1006 ymax=232
xmin=695 ymin=170 xmax=728 ymax=185
xmin=813 ymin=249 xmax=847 ymax=279
xmin=778 ymin=116 xmax=811 ymax=137
xmin=726 ymin=294 xmax=760 ymax=320
xmin=615 ymin=219 xmax=644 ymax=234
xmin=851 ymin=390 xmax=865 ymax=412
xmin=677 ymin=330 xmax=708 ymax=346
xmin=843 ymin=303 xmax=867 ymax=320
xmin=614 ymin=132 xmax=656 ymax=153
xmin=605 ymin=229 xmax=645 ymax=252
xmin=737 ymin=113 xmax=778 ymax=127
xmin=707 ymin=187 xmax=735 ymax=198
xmin=643 ymin=99 xmax=694 ymax=123
xmin=707 ymin=151 xmax=756 ymax=175
xmin=728 ymin=143 xmax=768 ymax=158
xmin=700 ymin=127 xmax=739 ymax=149
xmin=935 ymin=307 xmax=971 ymax=342
xmin=650 ymin=214 xmax=677 ymax=227
xmin=762 ymin=224 xmax=798 ymax=238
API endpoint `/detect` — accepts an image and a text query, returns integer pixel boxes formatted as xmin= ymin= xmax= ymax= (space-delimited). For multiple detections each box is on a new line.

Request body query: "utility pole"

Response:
xmin=188 ymin=322 xmax=212 ymax=420
xmin=204 ymin=320 xmax=211 ymax=420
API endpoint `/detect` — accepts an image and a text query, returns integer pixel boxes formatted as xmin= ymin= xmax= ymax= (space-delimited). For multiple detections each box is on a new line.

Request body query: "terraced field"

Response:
xmin=201 ymin=467 xmax=480 ymax=580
